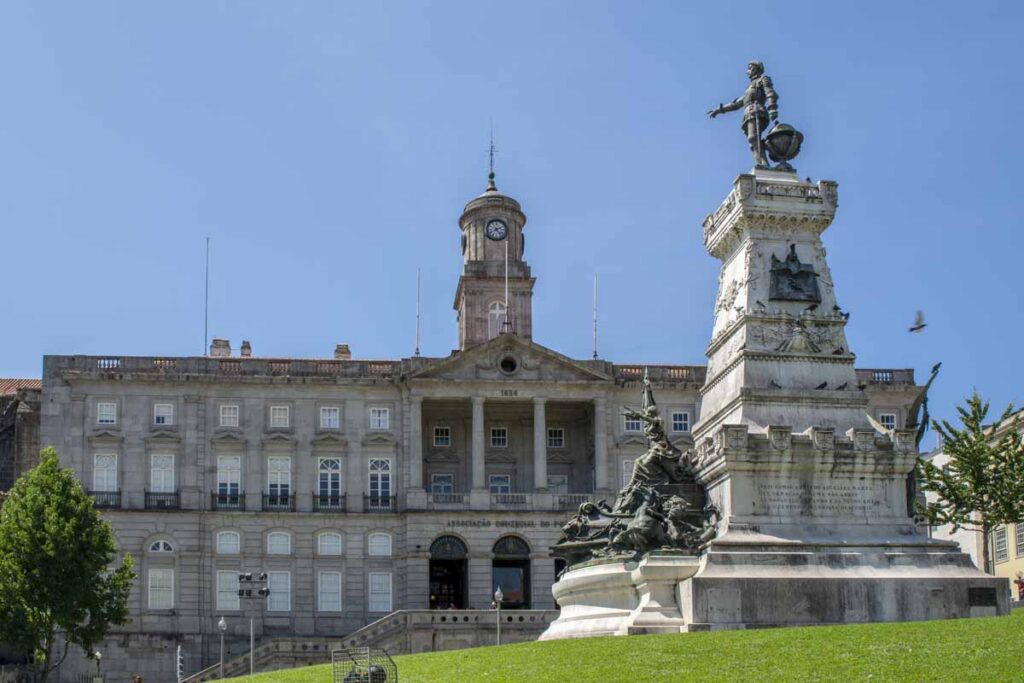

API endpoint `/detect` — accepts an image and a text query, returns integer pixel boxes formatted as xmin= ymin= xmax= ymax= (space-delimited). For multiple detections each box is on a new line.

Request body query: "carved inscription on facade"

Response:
xmin=754 ymin=482 xmax=883 ymax=516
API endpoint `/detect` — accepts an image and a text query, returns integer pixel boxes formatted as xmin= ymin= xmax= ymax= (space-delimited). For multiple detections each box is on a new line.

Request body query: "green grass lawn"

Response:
xmin=225 ymin=609 xmax=1024 ymax=682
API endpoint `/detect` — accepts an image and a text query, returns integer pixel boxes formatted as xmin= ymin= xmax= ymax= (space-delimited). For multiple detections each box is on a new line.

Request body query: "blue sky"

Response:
xmin=1 ymin=2 xmax=1021 ymax=438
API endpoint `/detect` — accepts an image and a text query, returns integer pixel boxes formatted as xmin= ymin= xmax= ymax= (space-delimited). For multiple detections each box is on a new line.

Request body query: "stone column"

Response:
xmin=594 ymin=397 xmax=609 ymax=491
xmin=533 ymin=397 xmax=547 ymax=491
xmin=409 ymin=396 xmax=423 ymax=490
xmin=471 ymin=396 xmax=486 ymax=490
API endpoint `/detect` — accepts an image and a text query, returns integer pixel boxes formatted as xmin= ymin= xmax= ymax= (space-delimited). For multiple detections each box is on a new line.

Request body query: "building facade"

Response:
xmin=40 ymin=175 xmax=922 ymax=680
xmin=0 ymin=379 xmax=41 ymax=493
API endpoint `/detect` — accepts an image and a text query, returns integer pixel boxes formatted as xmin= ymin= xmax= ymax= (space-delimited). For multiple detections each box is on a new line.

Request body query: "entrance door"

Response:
xmin=492 ymin=535 xmax=531 ymax=609
xmin=429 ymin=535 xmax=468 ymax=609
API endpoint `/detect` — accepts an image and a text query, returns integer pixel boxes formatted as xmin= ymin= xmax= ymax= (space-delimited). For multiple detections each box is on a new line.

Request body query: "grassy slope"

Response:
xmin=226 ymin=610 xmax=1024 ymax=682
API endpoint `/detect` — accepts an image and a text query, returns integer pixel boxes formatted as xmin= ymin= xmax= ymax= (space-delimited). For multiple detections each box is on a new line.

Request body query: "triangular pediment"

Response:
xmin=88 ymin=430 xmax=123 ymax=445
xmin=362 ymin=432 xmax=397 ymax=447
xmin=311 ymin=432 xmax=348 ymax=450
xmin=211 ymin=430 xmax=246 ymax=446
xmin=145 ymin=430 xmax=182 ymax=445
xmin=616 ymin=434 xmax=649 ymax=448
xmin=261 ymin=432 xmax=297 ymax=446
xmin=408 ymin=335 xmax=613 ymax=383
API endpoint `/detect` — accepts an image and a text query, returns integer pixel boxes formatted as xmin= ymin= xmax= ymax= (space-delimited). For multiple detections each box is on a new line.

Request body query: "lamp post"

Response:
xmin=238 ymin=572 xmax=270 ymax=677
xmin=494 ymin=586 xmax=504 ymax=646
xmin=93 ymin=651 xmax=102 ymax=681
xmin=217 ymin=616 xmax=227 ymax=679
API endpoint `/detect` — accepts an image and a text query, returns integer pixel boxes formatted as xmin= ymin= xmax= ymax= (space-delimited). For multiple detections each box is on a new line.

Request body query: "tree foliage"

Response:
xmin=0 ymin=448 xmax=135 ymax=681
xmin=918 ymin=392 xmax=1024 ymax=572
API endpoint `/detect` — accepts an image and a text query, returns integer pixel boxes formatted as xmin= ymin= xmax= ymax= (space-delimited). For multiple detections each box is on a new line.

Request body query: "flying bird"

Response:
xmin=908 ymin=310 xmax=927 ymax=333
xmin=815 ymin=382 xmax=828 ymax=390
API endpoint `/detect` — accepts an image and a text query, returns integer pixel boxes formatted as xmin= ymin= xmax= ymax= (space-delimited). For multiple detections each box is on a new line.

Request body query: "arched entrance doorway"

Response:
xmin=492 ymin=535 xmax=531 ymax=609
xmin=429 ymin=535 xmax=468 ymax=609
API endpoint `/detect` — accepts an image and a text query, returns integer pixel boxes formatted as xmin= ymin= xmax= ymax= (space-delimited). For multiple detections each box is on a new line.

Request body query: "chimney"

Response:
xmin=334 ymin=344 xmax=351 ymax=361
xmin=210 ymin=339 xmax=231 ymax=357
xmin=240 ymin=341 xmax=252 ymax=357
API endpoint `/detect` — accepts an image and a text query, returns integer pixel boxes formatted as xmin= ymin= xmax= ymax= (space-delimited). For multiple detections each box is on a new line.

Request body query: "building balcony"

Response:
xmin=88 ymin=490 xmax=121 ymax=509
xmin=555 ymin=493 xmax=594 ymax=511
xmin=262 ymin=492 xmax=296 ymax=512
xmin=364 ymin=495 xmax=397 ymax=513
xmin=211 ymin=491 xmax=245 ymax=511
xmin=144 ymin=490 xmax=180 ymax=510
xmin=312 ymin=493 xmax=346 ymax=512
xmin=491 ymin=493 xmax=529 ymax=509
xmin=426 ymin=492 xmax=470 ymax=510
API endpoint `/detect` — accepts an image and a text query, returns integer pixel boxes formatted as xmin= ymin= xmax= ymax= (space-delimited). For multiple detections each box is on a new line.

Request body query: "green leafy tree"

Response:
xmin=0 ymin=448 xmax=135 ymax=681
xmin=918 ymin=393 xmax=1024 ymax=572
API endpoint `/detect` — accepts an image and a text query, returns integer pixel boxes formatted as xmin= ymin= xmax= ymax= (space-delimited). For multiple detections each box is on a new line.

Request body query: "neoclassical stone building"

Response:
xmin=40 ymin=173 xmax=921 ymax=679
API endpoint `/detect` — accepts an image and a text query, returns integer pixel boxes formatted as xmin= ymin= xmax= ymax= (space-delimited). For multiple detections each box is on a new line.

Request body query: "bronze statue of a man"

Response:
xmin=708 ymin=61 xmax=778 ymax=168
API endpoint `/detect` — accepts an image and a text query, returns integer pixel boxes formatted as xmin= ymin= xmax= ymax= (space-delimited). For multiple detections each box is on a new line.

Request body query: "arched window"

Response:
xmin=267 ymin=531 xmax=291 ymax=555
xmin=492 ymin=535 xmax=529 ymax=557
xmin=318 ymin=532 xmax=343 ymax=556
xmin=487 ymin=301 xmax=507 ymax=339
xmin=149 ymin=540 xmax=174 ymax=553
xmin=216 ymin=531 xmax=240 ymax=555
xmin=429 ymin=535 xmax=468 ymax=560
xmin=368 ymin=532 xmax=392 ymax=557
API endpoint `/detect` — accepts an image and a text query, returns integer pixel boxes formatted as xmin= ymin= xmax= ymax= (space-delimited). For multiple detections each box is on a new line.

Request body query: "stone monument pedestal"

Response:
xmin=540 ymin=554 xmax=700 ymax=640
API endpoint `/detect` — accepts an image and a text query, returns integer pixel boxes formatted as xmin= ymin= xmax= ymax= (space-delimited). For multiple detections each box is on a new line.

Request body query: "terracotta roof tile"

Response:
xmin=0 ymin=379 xmax=41 ymax=396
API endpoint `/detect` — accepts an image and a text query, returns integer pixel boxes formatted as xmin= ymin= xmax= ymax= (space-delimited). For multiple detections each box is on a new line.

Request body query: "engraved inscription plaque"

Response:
xmin=754 ymin=482 xmax=884 ymax=516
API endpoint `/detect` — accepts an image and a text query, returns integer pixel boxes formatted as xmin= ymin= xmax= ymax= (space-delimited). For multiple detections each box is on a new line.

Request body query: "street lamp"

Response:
xmin=238 ymin=572 xmax=270 ymax=677
xmin=217 ymin=616 xmax=227 ymax=679
xmin=494 ymin=586 xmax=504 ymax=646
xmin=93 ymin=651 xmax=102 ymax=680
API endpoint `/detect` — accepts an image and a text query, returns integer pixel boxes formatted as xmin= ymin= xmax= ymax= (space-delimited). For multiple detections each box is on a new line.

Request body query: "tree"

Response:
xmin=918 ymin=392 xmax=1024 ymax=573
xmin=0 ymin=448 xmax=135 ymax=681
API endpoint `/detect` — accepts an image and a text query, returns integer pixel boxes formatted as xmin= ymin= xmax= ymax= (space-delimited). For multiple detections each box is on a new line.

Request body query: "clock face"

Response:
xmin=485 ymin=219 xmax=508 ymax=241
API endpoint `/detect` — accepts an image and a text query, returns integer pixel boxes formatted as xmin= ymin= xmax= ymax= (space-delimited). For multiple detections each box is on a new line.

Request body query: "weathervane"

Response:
xmin=487 ymin=120 xmax=498 ymax=191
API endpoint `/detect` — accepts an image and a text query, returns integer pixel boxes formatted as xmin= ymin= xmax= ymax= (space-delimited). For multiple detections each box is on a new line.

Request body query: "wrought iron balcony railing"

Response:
xmin=88 ymin=490 xmax=121 ymax=509
xmin=144 ymin=490 xmax=180 ymax=510
xmin=363 ymin=495 xmax=397 ymax=513
xmin=312 ymin=493 xmax=346 ymax=512
xmin=211 ymin=491 xmax=245 ymax=511
xmin=262 ymin=492 xmax=296 ymax=512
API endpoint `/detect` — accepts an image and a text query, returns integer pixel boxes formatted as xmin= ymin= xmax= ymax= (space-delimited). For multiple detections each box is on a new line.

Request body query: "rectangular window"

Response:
xmin=369 ymin=407 xmax=390 ymax=430
xmin=621 ymin=460 xmax=634 ymax=488
xmin=217 ymin=455 xmax=241 ymax=496
xmin=267 ymin=571 xmax=291 ymax=612
xmin=319 ymin=457 xmax=342 ymax=498
xmin=219 ymin=404 xmax=240 ymax=428
xmin=368 ymin=458 xmax=392 ymax=498
xmin=490 ymin=427 xmax=508 ymax=448
xmin=269 ymin=406 xmax=290 ymax=429
xmin=1016 ymin=524 xmax=1024 ymax=557
xmin=433 ymin=426 xmax=451 ymax=447
xmin=624 ymin=414 xmax=641 ymax=433
xmin=879 ymin=413 xmax=897 ymax=431
xmin=148 ymin=568 xmax=174 ymax=610
xmin=320 ymin=406 xmax=340 ymax=430
xmin=547 ymin=428 xmax=565 ymax=449
xmin=97 ymin=402 xmax=117 ymax=425
xmin=267 ymin=456 xmax=292 ymax=497
xmin=431 ymin=473 xmax=454 ymax=494
xmin=153 ymin=403 xmax=174 ymax=426
xmin=547 ymin=474 xmax=569 ymax=493
xmin=994 ymin=527 xmax=1009 ymax=563
xmin=150 ymin=454 xmax=175 ymax=493
xmin=216 ymin=571 xmax=240 ymax=611
xmin=671 ymin=411 xmax=690 ymax=433
xmin=489 ymin=474 xmax=511 ymax=494
xmin=318 ymin=572 xmax=343 ymax=612
xmin=368 ymin=572 xmax=392 ymax=613
xmin=93 ymin=453 xmax=118 ymax=492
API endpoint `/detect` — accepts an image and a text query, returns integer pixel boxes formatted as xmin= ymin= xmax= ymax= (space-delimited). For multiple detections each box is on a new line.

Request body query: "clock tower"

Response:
xmin=453 ymin=171 xmax=536 ymax=350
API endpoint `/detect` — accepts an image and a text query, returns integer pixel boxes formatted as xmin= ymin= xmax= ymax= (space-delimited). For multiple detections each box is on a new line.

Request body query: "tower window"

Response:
xmin=488 ymin=301 xmax=508 ymax=339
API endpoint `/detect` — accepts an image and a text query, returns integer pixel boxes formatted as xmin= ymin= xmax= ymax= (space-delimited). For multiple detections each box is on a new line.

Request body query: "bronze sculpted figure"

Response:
xmin=708 ymin=61 xmax=778 ymax=168
xmin=552 ymin=370 xmax=719 ymax=567
xmin=707 ymin=61 xmax=805 ymax=171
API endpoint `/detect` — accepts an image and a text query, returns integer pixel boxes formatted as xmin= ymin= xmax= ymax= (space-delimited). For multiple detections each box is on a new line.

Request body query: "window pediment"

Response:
xmin=211 ymin=431 xmax=246 ymax=447
xmin=311 ymin=432 xmax=348 ymax=451
xmin=362 ymin=432 xmax=396 ymax=447
xmin=88 ymin=430 xmax=123 ymax=445
xmin=261 ymin=432 xmax=297 ymax=447
xmin=145 ymin=430 xmax=182 ymax=446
